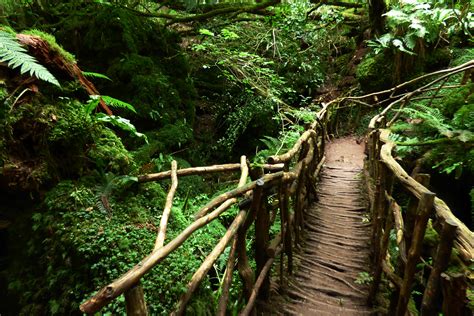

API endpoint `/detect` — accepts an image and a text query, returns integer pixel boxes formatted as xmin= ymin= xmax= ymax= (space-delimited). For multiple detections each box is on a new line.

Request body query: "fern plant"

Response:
xmin=0 ymin=30 xmax=60 ymax=86
xmin=86 ymin=95 xmax=137 ymax=114
xmin=82 ymin=71 xmax=112 ymax=81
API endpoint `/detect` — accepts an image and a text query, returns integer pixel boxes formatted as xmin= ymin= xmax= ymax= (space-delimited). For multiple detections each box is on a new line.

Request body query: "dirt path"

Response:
xmin=269 ymin=137 xmax=373 ymax=315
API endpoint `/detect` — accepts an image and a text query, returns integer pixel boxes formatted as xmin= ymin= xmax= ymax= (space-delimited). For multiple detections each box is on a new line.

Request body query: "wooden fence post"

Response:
xmin=396 ymin=191 xmax=435 ymax=316
xmin=124 ymin=283 xmax=148 ymax=316
xmin=371 ymin=130 xmax=379 ymax=177
xmin=368 ymin=193 xmax=393 ymax=304
xmin=420 ymin=218 xmax=458 ymax=316
xmin=255 ymin=184 xmax=270 ymax=301
xmin=405 ymin=174 xmax=430 ymax=254
xmin=278 ymin=178 xmax=290 ymax=287
xmin=371 ymin=160 xmax=387 ymax=266
xmin=294 ymin=160 xmax=307 ymax=246
xmin=216 ymin=238 xmax=238 ymax=316
xmin=441 ymin=272 xmax=468 ymax=316
xmin=237 ymin=200 xmax=258 ymax=301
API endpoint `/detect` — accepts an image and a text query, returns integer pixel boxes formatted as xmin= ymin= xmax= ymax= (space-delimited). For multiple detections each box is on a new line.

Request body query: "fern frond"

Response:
xmin=0 ymin=31 xmax=60 ymax=87
xmin=101 ymin=95 xmax=136 ymax=113
xmin=399 ymin=105 xmax=452 ymax=136
xmin=82 ymin=71 xmax=112 ymax=81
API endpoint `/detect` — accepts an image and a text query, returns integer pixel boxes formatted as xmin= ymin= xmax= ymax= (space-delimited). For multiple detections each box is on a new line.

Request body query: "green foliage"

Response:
xmin=367 ymin=0 xmax=470 ymax=55
xmin=54 ymin=5 xmax=197 ymax=131
xmin=88 ymin=127 xmax=134 ymax=173
xmin=106 ymin=53 xmax=196 ymax=127
xmin=82 ymin=71 xmax=112 ymax=81
xmin=5 ymin=173 xmax=237 ymax=314
xmin=253 ymin=124 xmax=304 ymax=165
xmin=355 ymin=272 xmax=373 ymax=285
xmin=356 ymin=53 xmax=394 ymax=92
xmin=86 ymin=95 xmax=137 ymax=114
xmin=0 ymin=30 xmax=60 ymax=86
xmin=390 ymin=81 xmax=474 ymax=178
xmin=95 ymin=113 xmax=147 ymax=142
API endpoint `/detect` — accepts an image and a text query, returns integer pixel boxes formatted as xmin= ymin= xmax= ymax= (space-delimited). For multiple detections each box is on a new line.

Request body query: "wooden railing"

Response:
xmin=366 ymin=121 xmax=473 ymax=315
xmin=80 ymin=104 xmax=333 ymax=315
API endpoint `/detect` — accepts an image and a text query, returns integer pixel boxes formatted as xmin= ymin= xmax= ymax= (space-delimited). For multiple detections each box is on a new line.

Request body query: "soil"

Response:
xmin=325 ymin=137 xmax=365 ymax=169
xmin=268 ymin=137 xmax=374 ymax=315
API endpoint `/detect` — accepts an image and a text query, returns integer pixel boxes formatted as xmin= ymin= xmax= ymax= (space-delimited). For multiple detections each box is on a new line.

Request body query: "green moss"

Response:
xmin=48 ymin=101 xmax=92 ymax=143
xmin=88 ymin=127 xmax=134 ymax=174
xmin=0 ymin=24 xmax=16 ymax=35
xmin=334 ymin=53 xmax=352 ymax=77
xmin=156 ymin=122 xmax=194 ymax=149
xmin=468 ymin=287 xmax=474 ymax=312
xmin=7 ymin=175 xmax=226 ymax=314
xmin=356 ymin=53 xmax=394 ymax=92
xmin=423 ymin=220 xmax=439 ymax=249
xmin=440 ymin=84 xmax=474 ymax=118
xmin=451 ymin=47 xmax=474 ymax=66
xmin=407 ymin=296 xmax=419 ymax=315
xmin=23 ymin=29 xmax=75 ymax=63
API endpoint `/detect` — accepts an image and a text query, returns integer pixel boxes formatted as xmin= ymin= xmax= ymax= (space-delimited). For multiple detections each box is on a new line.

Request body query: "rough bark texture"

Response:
xmin=421 ymin=219 xmax=458 ymax=316
xmin=124 ymin=284 xmax=148 ymax=316
xmin=396 ymin=192 xmax=435 ymax=316
xmin=379 ymin=130 xmax=473 ymax=263
xmin=16 ymin=34 xmax=113 ymax=115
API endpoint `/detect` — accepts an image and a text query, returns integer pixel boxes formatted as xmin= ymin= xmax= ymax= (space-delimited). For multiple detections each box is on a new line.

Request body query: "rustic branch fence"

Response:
xmin=366 ymin=120 xmax=473 ymax=316
xmin=80 ymin=61 xmax=474 ymax=315
xmin=80 ymin=104 xmax=333 ymax=315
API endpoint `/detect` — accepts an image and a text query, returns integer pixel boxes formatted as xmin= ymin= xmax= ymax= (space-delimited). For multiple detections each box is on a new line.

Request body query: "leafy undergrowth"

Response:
xmin=388 ymin=48 xmax=474 ymax=214
xmin=7 ymin=171 xmax=252 ymax=314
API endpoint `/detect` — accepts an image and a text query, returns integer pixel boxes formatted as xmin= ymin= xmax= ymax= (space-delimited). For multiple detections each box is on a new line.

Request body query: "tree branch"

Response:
xmin=123 ymin=0 xmax=280 ymax=25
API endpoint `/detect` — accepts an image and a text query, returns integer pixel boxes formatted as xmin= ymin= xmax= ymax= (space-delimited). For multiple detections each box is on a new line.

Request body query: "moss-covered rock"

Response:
xmin=88 ymin=127 xmax=134 ymax=174
xmin=356 ymin=53 xmax=394 ymax=92
xmin=156 ymin=122 xmax=194 ymax=150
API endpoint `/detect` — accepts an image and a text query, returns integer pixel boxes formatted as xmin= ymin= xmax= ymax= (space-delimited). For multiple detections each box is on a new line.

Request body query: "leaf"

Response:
xmin=95 ymin=113 xmax=147 ymax=143
xmin=392 ymin=39 xmax=416 ymax=55
xmin=85 ymin=95 xmax=100 ymax=115
xmin=198 ymin=29 xmax=215 ymax=37
xmin=0 ymin=31 xmax=60 ymax=86
xmin=404 ymin=35 xmax=417 ymax=50
xmin=99 ymin=95 xmax=137 ymax=113
xmin=221 ymin=28 xmax=239 ymax=40
xmin=409 ymin=20 xmax=427 ymax=38
xmin=383 ymin=9 xmax=410 ymax=24
xmin=82 ymin=71 xmax=112 ymax=81
xmin=458 ymin=130 xmax=474 ymax=143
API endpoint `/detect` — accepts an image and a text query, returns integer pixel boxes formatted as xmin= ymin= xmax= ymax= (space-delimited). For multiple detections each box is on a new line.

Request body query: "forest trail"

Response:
xmin=270 ymin=137 xmax=374 ymax=315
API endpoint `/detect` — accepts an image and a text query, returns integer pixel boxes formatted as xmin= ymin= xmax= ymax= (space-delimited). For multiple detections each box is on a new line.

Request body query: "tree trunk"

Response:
xmin=367 ymin=0 xmax=386 ymax=35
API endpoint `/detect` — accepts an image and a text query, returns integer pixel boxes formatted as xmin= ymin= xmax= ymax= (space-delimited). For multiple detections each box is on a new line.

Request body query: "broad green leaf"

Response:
xmin=95 ymin=113 xmax=147 ymax=143
xmin=199 ymin=29 xmax=214 ymax=37
xmin=392 ymin=39 xmax=416 ymax=55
